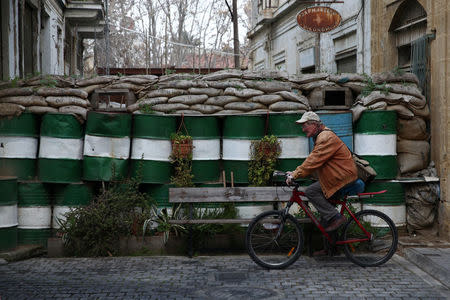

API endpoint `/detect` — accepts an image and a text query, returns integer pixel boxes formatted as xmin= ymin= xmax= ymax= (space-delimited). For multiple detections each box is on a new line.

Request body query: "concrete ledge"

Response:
xmin=404 ymin=248 xmax=450 ymax=289
xmin=0 ymin=245 xmax=45 ymax=263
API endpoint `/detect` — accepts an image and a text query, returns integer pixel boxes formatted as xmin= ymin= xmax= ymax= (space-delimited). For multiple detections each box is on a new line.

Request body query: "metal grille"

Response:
xmin=411 ymin=35 xmax=429 ymax=101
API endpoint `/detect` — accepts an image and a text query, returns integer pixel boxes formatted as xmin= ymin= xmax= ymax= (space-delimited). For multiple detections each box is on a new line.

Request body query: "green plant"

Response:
xmin=361 ymin=74 xmax=391 ymax=97
xmin=58 ymin=176 xmax=153 ymax=257
xmin=139 ymin=103 xmax=155 ymax=114
xmin=392 ymin=66 xmax=405 ymax=76
xmin=142 ymin=204 xmax=186 ymax=244
xmin=248 ymin=135 xmax=281 ymax=186
xmin=165 ymin=69 xmax=176 ymax=75
xmin=39 ymin=76 xmax=58 ymax=87
xmin=170 ymin=133 xmax=194 ymax=187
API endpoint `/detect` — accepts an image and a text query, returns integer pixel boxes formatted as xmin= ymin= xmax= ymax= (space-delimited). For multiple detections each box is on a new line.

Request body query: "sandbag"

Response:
xmin=146 ymin=88 xmax=187 ymax=98
xmin=206 ymin=80 xmax=246 ymax=89
xmin=59 ymin=105 xmax=88 ymax=120
xmin=329 ymin=73 xmax=366 ymax=83
xmin=397 ymin=139 xmax=430 ymax=173
xmin=409 ymin=103 xmax=430 ymax=119
xmin=107 ymin=83 xmax=143 ymax=92
xmin=213 ymin=109 xmax=242 ymax=115
xmin=76 ymin=76 xmax=118 ymax=87
xmin=372 ymin=71 xmax=419 ymax=85
xmin=275 ymin=91 xmax=310 ymax=107
xmin=118 ymin=77 xmax=157 ymax=85
xmin=151 ymin=103 xmax=189 ymax=113
xmin=202 ymin=69 xmax=243 ymax=81
xmin=204 ymin=96 xmax=241 ymax=106
xmin=0 ymin=87 xmax=33 ymax=98
xmin=298 ymin=80 xmax=336 ymax=91
xmin=269 ymin=101 xmax=309 ymax=112
xmin=0 ymin=103 xmax=25 ymax=116
xmin=36 ymin=87 xmax=88 ymax=99
xmin=173 ymin=110 xmax=204 ymax=115
xmin=188 ymin=87 xmax=222 ymax=96
xmin=25 ymin=106 xmax=58 ymax=114
xmin=0 ymin=95 xmax=47 ymax=106
xmin=249 ymin=94 xmax=283 ymax=105
xmin=224 ymin=87 xmax=264 ymax=98
xmin=386 ymin=104 xmax=414 ymax=119
xmin=127 ymin=97 xmax=168 ymax=112
xmin=189 ymin=104 xmax=223 ymax=114
xmin=341 ymin=82 xmax=366 ymax=94
xmin=159 ymin=73 xmax=200 ymax=82
xmin=405 ymin=183 xmax=439 ymax=231
xmin=397 ymin=117 xmax=428 ymax=140
xmin=168 ymin=94 xmax=208 ymax=105
xmin=289 ymin=73 xmax=328 ymax=84
xmin=224 ymin=102 xmax=266 ymax=112
xmin=46 ymin=96 xmax=89 ymax=108
xmin=385 ymin=83 xmax=424 ymax=100
xmin=81 ymin=84 xmax=103 ymax=95
xmin=158 ymin=80 xmax=195 ymax=89
xmin=242 ymin=70 xmax=289 ymax=81
xmin=243 ymin=80 xmax=291 ymax=93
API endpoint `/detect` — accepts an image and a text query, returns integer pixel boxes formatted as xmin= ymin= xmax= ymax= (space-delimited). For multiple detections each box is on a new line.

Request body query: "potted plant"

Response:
xmin=170 ymin=133 xmax=193 ymax=159
xmin=169 ymin=132 xmax=194 ymax=187
xmin=248 ymin=135 xmax=281 ymax=186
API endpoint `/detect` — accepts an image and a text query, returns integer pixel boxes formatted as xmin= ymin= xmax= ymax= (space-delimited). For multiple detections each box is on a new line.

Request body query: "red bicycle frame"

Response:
xmin=288 ymin=188 xmax=387 ymax=245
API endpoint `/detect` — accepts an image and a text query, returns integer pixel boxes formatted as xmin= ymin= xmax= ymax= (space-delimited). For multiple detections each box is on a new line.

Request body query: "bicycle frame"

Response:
xmin=285 ymin=187 xmax=386 ymax=245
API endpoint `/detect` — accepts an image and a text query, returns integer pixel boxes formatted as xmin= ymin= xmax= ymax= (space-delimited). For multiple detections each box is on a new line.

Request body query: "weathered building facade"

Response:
xmin=370 ymin=0 xmax=450 ymax=239
xmin=247 ymin=0 xmax=371 ymax=75
xmin=0 ymin=0 xmax=105 ymax=80
xmin=247 ymin=0 xmax=449 ymax=239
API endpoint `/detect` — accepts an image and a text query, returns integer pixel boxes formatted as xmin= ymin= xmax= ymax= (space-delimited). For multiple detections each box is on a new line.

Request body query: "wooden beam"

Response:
xmin=169 ymin=187 xmax=305 ymax=203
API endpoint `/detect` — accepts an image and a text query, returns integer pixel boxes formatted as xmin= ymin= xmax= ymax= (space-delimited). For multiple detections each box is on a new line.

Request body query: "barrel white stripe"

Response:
xmin=84 ymin=135 xmax=130 ymax=159
xmin=52 ymin=206 xmax=74 ymax=229
xmin=0 ymin=205 xmax=18 ymax=227
xmin=0 ymin=136 xmax=38 ymax=158
xmin=222 ymin=139 xmax=252 ymax=160
xmin=362 ymin=204 xmax=406 ymax=226
xmin=17 ymin=206 xmax=52 ymax=229
xmin=193 ymin=139 xmax=220 ymax=160
xmin=278 ymin=137 xmax=309 ymax=159
xmin=131 ymin=138 xmax=171 ymax=161
xmin=354 ymin=134 xmax=397 ymax=156
xmin=39 ymin=136 xmax=83 ymax=159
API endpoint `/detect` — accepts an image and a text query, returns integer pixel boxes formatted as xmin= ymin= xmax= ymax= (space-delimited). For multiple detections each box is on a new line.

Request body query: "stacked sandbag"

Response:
xmin=350 ymin=71 xmax=430 ymax=174
xmin=127 ymin=70 xmax=311 ymax=115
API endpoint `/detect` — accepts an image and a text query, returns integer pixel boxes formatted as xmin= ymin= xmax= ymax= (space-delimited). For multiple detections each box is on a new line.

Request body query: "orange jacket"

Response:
xmin=292 ymin=128 xmax=357 ymax=199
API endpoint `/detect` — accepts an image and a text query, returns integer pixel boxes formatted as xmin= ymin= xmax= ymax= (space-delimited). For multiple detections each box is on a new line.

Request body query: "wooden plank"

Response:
xmin=169 ymin=187 xmax=305 ymax=203
xmin=168 ymin=218 xmax=311 ymax=224
xmin=94 ymin=88 xmax=131 ymax=94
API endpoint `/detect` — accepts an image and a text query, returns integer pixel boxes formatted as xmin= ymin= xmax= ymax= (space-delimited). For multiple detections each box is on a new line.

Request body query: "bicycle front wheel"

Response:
xmin=246 ymin=210 xmax=304 ymax=269
xmin=343 ymin=210 xmax=398 ymax=267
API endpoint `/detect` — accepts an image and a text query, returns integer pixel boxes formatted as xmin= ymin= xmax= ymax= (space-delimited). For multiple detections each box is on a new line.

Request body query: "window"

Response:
xmin=299 ymin=47 xmax=315 ymax=74
xmin=22 ymin=2 xmax=38 ymax=77
xmin=336 ymin=53 xmax=356 ymax=73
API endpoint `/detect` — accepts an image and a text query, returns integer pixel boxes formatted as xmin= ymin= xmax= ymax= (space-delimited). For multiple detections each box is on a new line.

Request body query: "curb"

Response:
xmin=0 ymin=245 xmax=46 ymax=263
xmin=404 ymin=248 xmax=450 ymax=289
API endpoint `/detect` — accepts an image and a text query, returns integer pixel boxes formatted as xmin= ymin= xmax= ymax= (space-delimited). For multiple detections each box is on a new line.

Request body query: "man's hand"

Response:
xmin=285 ymin=171 xmax=294 ymax=185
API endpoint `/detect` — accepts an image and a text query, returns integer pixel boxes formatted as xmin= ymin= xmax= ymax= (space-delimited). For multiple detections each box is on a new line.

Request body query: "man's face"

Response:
xmin=301 ymin=121 xmax=317 ymax=137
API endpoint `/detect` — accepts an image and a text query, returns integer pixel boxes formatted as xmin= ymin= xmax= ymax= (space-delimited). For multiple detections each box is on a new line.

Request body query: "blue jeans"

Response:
xmin=336 ymin=179 xmax=365 ymax=198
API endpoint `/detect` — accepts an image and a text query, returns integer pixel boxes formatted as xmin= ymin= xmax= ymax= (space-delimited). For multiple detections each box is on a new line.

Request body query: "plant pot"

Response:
xmin=171 ymin=140 xmax=193 ymax=158
xmin=257 ymin=143 xmax=278 ymax=156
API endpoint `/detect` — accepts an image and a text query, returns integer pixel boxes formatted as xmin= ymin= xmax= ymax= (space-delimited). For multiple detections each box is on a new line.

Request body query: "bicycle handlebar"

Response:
xmin=272 ymin=170 xmax=300 ymax=188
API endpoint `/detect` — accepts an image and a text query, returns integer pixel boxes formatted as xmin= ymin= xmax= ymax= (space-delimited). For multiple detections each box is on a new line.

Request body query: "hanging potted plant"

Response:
xmin=170 ymin=133 xmax=193 ymax=159
xmin=248 ymin=135 xmax=281 ymax=186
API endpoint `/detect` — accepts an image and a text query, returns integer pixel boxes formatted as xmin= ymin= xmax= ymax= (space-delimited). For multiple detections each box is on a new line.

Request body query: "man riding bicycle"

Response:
xmin=286 ymin=111 xmax=365 ymax=233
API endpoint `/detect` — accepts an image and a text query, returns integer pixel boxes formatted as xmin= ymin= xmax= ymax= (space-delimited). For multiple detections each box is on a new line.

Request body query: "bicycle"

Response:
xmin=245 ymin=171 xmax=398 ymax=269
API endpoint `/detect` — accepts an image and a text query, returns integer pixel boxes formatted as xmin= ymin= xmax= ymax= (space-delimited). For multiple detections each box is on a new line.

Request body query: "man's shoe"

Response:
xmin=324 ymin=215 xmax=346 ymax=232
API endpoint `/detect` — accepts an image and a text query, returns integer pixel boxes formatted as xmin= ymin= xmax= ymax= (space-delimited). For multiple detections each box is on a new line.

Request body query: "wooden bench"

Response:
xmin=168 ymin=186 xmax=312 ymax=256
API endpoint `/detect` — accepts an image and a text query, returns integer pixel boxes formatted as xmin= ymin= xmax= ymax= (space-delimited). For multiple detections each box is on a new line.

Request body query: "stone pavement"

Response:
xmin=0 ymin=254 xmax=449 ymax=300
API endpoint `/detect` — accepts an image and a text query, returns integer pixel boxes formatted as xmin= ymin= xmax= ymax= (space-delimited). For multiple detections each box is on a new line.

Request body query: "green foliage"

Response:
xmin=139 ymin=103 xmax=155 ymax=114
xmin=142 ymin=204 xmax=186 ymax=244
xmin=58 ymin=176 xmax=153 ymax=257
xmin=39 ymin=76 xmax=58 ymax=88
xmin=392 ymin=66 xmax=405 ymax=76
xmin=165 ymin=69 xmax=176 ymax=75
xmin=361 ymin=74 xmax=391 ymax=97
xmin=248 ymin=135 xmax=281 ymax=186
xmin=170 ymin=133 xmax=194 ymax=187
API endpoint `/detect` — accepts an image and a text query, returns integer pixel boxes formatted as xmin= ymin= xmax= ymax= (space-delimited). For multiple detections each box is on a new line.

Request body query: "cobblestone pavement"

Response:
xmin=0 ymin=254 xmax=448 ymax=300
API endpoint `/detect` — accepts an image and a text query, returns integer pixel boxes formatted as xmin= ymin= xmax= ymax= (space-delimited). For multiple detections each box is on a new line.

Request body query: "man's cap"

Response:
xmin=295 ymin=111 xmax=320 ymax=124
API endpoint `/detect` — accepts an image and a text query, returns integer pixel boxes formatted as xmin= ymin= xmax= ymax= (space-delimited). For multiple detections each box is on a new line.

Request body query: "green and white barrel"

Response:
xmin=0 ymin=177 xmax=18 ymax=251
xmin=363 ymin=181 xmax=406 ymax=227
xmin=83 ymin=112 xmax=132 ymax=181
xmin=130 ymin=115 xmax=176 ymax=183
xmin=17 ymin=182 xmax=52 ymax=246
xmin=38 ymin=113 xmax=84 ymax=183
xmin=142 ymin=184 xmax=175 ymax=215
xmin=222 ymin=115 xmax=265 ymax=184
xmin=354 ymin=111 xmax=397 ymax=179
xmin=0 ymin=113 xmax=39 ymax=180
xmin=185 ymin=116 xmax=221 ymax=183
xmin=52 ymin=183 xmax=93 ymax=229
xmin=269 ymin=113 xmax=309 ymax=181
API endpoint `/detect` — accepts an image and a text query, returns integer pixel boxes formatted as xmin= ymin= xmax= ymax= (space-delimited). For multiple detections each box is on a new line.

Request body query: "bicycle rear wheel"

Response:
xmin=342 ymin=210 xmax=398 ymax=267
xmin=246 ymin=210 xmax=304 ymax=269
